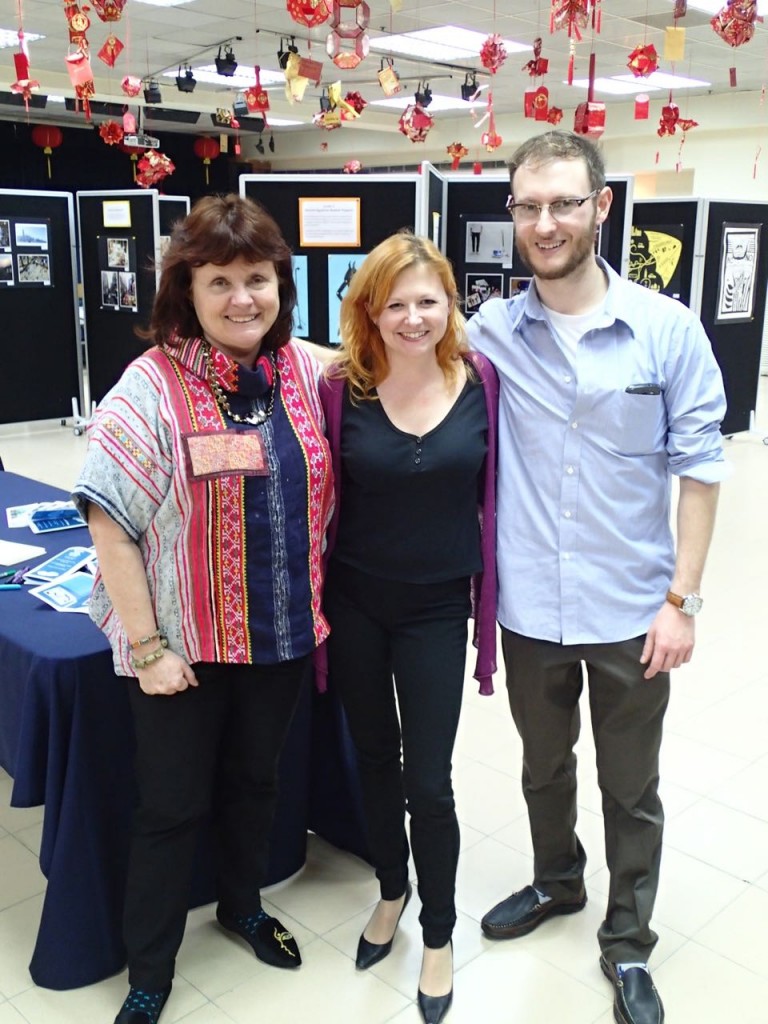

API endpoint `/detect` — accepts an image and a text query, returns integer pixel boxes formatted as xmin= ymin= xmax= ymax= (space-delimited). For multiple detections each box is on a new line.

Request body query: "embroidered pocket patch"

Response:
xmin=183 ymin=429 xmax=269 ymax=480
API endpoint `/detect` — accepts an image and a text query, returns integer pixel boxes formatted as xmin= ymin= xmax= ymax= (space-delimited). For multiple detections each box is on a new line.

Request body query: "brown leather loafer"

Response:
xmin=481 ymin=884 xmax=587 ymax=939
xmin=600 ymin=956 xmax=665 ymax=1024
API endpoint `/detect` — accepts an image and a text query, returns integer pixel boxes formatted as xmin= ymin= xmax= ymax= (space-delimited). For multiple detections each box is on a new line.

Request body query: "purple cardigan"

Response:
xmin=316 ymin=351 xmax=499 ymax=695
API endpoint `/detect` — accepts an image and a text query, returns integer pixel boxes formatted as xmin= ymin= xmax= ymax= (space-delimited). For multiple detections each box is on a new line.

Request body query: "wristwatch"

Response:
xmin=666 ymin=591 xmax=703 ymax=616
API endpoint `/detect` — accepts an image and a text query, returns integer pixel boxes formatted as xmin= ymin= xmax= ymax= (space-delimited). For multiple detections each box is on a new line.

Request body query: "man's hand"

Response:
xmin=639 ymin=602 xmax=695 ymax=679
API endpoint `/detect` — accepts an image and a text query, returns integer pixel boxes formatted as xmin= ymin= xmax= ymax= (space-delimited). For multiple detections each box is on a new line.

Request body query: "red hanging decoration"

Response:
xmin=524 ymin=85 xmax=550 ymax=120
xmin=446 ymin=142 xmax=469 ymax=170
xmin=326 ymin=0 xmax=370 ymax=69
xmin=11 ymin=39 xmax=40 ymax=111
xmin=99 ymin=120 xmax=124 ymax=145
xmin=31 ymin=124 xmax=63 ymax=178
xmin=551 ymin=0 xmax=590 ymax=40
xmin=136 ymin=150 xmax=175 ymax=190
xmin=573 ymin=52 xmax=605 ymax=138
xmin=121 ymin=75 xmax=142 ymax=97
xmin=398 ymin=103 xmax=434 ymax=143
xmin=634 ymin=93 xmax=650 ymax=119
xmin=711 ymin=0 xmax=761 ymax=47
xmin=90 ymin=0 xmax=126 ymax=22
xmin=243 ymin=66 xmax=270 ymax=117
xmin=287 ymin=0 xmax=330 ymax=28
xmin=193 ymin=136 xmax=221 ymax=184
xmin=343 ymin=90 xmax=367 ymax=114
xmin=626 ymin=43 xmax=658 ymax=77
xmin=97 ymin=34 xmax=124 ymax=68
xmin=343 ymin=159 xmax=362 ymax=173
xmin=657 ymin=98 xmax=699 ymax=136
xmin=479 ymin=33 xmax=507 ymax=74
xmin=547 ymin=106 xmax=564 ymax=124
xmin=523 ymin=37 xmax=549 ymax=77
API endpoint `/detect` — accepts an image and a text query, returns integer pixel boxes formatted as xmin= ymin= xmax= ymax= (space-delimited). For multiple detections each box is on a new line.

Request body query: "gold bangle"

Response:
xmin=130 ymin=638 xmax=169 ymax=670
xmin=129 ymin=629 xmax=164 ymax=650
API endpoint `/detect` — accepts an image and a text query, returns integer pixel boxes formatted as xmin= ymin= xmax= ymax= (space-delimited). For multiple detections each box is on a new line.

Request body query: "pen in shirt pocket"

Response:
xmin=625 ymin=383 xmax=663 ymax=395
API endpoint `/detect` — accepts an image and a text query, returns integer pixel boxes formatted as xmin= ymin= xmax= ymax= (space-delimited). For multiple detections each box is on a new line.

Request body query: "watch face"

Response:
xmin=681 ymin=594 xmax=703 ymax=616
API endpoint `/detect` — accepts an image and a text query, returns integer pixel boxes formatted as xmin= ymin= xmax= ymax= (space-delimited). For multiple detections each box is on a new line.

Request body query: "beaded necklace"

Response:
xmin=202 ymin=340 xmax=278 ymax=426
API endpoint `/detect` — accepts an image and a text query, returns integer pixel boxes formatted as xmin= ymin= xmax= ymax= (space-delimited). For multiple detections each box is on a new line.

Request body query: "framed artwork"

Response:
xmin=107 ymin=237 xmax=130 ymax=270
xmin=0 ymin=219 xmax=10 ymax=249
xmin=463 ymin=273 xmax=503 ymax=316
xmin=464 ymin=217 xmax=513 ymax=265
xmin=715 ymin=223 xmax=760 ymax=323
xmin=17 ymin=253 xmax=51 ymax=285
xmin=327 ymin=253 xmax=366 ymax=344
xmin=0 ymin=254 xmax=14 ymax=285
xmin=15 ymin=222 xmax=49 ymax=248
xmin=292 ymin=255 xmax=309 ymax=338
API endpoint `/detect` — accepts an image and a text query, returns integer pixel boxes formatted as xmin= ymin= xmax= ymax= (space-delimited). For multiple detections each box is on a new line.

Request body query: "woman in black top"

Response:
xmin=319 ymin=233 xmax=497 ymax=1024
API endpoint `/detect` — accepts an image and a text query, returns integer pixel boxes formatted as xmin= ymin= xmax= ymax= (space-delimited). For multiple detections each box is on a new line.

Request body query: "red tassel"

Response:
xmin=587 ymin=52 xmax=596 ymax=103
xmin=568 ymin=48 xmax=575 ymax=86
xmin=754 ymin=146 xmax=762 ymax=179
xmin=729 ymin=67 xmax=737 ymax=87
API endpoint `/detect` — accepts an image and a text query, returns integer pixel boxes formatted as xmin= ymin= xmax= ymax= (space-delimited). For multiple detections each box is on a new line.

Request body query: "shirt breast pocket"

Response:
xmin=612 ymin=391 xmax=666 ymax=455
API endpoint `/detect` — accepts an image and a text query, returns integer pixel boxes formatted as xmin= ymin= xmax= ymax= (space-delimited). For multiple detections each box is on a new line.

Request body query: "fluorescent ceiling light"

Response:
xmin=0 ymin=29 xmax=44 ymax=48
xmin=570 ymin=77 xmax=662 ymax=95
xmin=370 ymin=93 xmax=480 ymax=113
xmin=132 ymin=0 xmax=194 ymax=6
xmin=47 ymin=95 xmax=66 ymax=103
xmin=370 ymin=26 xmax=528 ymax=62
xmin=172 ymin=65 xmax=284 ymax=88
xmin=613 ymin=71 xmax=711 ymax=90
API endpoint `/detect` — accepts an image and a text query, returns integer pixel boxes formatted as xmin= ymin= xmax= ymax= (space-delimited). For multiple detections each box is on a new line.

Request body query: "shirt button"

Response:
xmin=415 ymin=447 xmax=422 ymax=455
xmin=564 ymin=510 xmax=572 ymax=518
xmin=571 ymin=421 xmax=578 ymax=429
xmin=566 ymin=465 xmax=574 ymax=475
xmin=564 ymin=375 xmax=572 ymax=383
xmin=414 ymin=457 xmax=421 ymax=465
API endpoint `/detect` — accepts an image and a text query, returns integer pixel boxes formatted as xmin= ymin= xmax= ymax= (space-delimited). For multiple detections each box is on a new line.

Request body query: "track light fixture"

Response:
xmin=461 ymin=71 xmax=479 ymax=102
xmin=232 ymin=92 xmax=248 ymax=117
xmin=277 ymin=36 xmax=299 ymax=70
xmin=255 ymin=134 xmax=265 ymax=154
xmin=414 ymin=81 xmax=432 ymax=108
xmin=215 ymin=44 xmax=238 ymax=77
xmin=268 ymin=133 xmax=275 ymax=153
xmin=175 ymin=65 xmax=196 ymax=94
xmin=143 ymin=78 xmax=162 ymax=104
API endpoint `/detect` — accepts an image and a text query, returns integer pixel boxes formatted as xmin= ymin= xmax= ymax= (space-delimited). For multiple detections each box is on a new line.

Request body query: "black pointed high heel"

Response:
xmin=355 ymin=881 xmax=413 ymax=970
xmin=417 ymin=940 xmax=453 ymax=1024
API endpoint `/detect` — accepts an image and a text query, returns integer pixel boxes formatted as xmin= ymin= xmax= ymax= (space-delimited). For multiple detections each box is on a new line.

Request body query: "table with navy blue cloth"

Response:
xmin=0 ymin=471 xmax=367 ymax=991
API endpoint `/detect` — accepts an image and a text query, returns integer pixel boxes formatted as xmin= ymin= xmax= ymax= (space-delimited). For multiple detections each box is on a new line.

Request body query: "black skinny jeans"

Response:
xmin=325 ymin=560 xmax=471 ymax=949
xmin=123 ymin=658 xmax=308 ymax=990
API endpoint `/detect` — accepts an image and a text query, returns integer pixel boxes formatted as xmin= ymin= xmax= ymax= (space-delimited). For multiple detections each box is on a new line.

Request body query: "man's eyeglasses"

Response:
xmin=506 ymin=189 xmax=601 ymax=224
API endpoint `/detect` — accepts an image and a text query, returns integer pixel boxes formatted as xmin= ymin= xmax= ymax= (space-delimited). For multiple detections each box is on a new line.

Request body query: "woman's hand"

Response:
xmin=136 ymin=650 xmax=199 ymax=695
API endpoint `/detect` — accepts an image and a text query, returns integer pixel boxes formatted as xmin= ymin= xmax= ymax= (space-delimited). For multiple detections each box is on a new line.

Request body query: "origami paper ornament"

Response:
xmin=136 ymin=150 xmax=175 ymax=189
xmin=523 ymin=37 xmax=549 ymax=77
xmin=327 ymin=0 xmax=370 ymax=69
xmin=573 ymin=53 xmax=605 ymax=138
xmin=98 ymin=119 xmax=124 ymax=144
xmin=90 ymin=0 xmax=126 ymax=22
xmin=343 ymin=159 xmax=362 ymax=173
xmin=398 ymin=103 xmax=434 ymax=143
xmin=446 ymin=141 xmax=469 ymax=170
xmin=11 ymin=42 xmax=40 ymax=111
xmin=547 ymin=107 xmax=564 ymax=124
xmin=287 ymin=0 xmax=330 ymax=28
xmin=711 ymin=0 xmax=761 ymax=46
xmin=121 ymin=75 xmax=142 ymax=97
xmin=551 ymin=0 xmax=590 ymax=39
xmin=479 ymin=33 xmax=507 ymax=74
xmin=626 ymin=43 xmax=658 ymax=77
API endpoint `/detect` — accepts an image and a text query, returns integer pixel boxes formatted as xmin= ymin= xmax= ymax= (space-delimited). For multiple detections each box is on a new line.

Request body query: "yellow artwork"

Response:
xmin=629 ymin=226 xmax=683 ymax=292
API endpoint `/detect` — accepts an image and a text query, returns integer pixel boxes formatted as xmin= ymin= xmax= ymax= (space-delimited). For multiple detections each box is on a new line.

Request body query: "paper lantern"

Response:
xmin=31 ymin=124 xmax=63 ymax=178
xmin=574 ymin=101 xmax=606 ymax=138
xmin=193 ymin=136 xmax=221 ymax=184
xmin=711 ymin=0 xmax=759 ymax=46
xmin=398 ymin=103 xmax=434 ymax=143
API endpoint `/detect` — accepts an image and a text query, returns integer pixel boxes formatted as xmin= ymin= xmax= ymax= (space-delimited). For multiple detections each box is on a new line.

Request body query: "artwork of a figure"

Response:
xmin=716 ymin=224 xmax=760 ymax=323
xmin=336 ymin=260 xmax=357 ymax=301
xmin=469 ymin=223 xmax=482 ymax=253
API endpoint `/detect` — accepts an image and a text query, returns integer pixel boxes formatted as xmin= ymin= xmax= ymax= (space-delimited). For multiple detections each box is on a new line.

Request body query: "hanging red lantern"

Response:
xmin=31 ymin=124 xmax=63 ymax=178
xmin=193 ymin=136 xmax=221 ymax=185
xmin=287 ymin=0 xmax=330 ymax=28
xmin=446 ymin=142 xmax=469 ymax=170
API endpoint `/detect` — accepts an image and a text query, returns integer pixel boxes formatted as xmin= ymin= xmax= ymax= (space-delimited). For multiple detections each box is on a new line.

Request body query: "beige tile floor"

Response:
xmin=0 ymin=380 xmax=767 ymax=1023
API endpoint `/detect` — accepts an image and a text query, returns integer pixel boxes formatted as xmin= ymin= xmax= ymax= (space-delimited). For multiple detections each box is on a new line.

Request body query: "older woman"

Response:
xmin=319 ymin=233 xmax=498 ymax=1024
xmin=73 ymin=195 xmax=333 ymax=1024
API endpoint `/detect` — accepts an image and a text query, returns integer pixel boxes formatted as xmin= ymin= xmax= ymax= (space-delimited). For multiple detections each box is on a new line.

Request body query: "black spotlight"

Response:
xmin=143 ymin=79 xmax=162 ymax=104
xmin=215 ymin=44 xmax=238 ymax=77
xmin=268 ymin=133 xmax=275 ymax=153
xmin=461 ymin=72 xmax=479 ymax=102
xmin=255 ymin=134 xmax=265 ymax=154
xmin=414 ymin=81 xmax=432 ymax=107
xmin=175 ymin=65 xmax=196 ymax=94
xmin=277 ymin=36 xmax=299 ymax=70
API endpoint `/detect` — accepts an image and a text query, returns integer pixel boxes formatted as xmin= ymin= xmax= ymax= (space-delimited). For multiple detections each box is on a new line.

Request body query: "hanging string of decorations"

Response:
xmin=326 ymin=0 xmax=371 ymax=70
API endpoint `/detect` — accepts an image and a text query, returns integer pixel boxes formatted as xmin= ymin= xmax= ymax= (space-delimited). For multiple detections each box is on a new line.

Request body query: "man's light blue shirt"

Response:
xmin=467 ymin=258 xmax=729 ymax=645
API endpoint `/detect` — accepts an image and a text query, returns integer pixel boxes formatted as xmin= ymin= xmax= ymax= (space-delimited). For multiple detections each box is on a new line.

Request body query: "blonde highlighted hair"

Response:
xmin=331 ymin=231 xmax=468 ymax=399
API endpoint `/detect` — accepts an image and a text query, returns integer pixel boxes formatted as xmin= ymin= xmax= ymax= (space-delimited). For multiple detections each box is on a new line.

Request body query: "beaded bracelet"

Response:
xmin=129 ymin=629 xmax=164 ymax=650
xmin=130 ymin=637 xmax=169 ymax=671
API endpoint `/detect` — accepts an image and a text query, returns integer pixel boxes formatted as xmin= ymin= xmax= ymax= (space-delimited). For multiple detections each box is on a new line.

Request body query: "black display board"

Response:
xmin=158 ymin=196 xmax=190 ymax=237
xmin=699 ymin=200 xmax=768 ymax=436
xmin=445 ymin=176 xmax=631 ymax=315
xmin=0 ymin=190 xmax=82 ymax=424
xmin=241 ymin=174 xmax=419 ymax=346
xmin=631 ymin=199 xmax=699 ymax=308
xmin=78 ymin=190 xmax=158 ymax=403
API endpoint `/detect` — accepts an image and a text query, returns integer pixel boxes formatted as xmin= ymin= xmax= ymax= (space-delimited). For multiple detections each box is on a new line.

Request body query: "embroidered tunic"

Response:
xmin=73 ymin=337 xmax=333 ymax=677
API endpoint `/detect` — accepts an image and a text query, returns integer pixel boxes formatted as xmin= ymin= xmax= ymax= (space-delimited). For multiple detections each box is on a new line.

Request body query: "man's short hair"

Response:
xmin=508 ymin=131 xmax=606 ymax=195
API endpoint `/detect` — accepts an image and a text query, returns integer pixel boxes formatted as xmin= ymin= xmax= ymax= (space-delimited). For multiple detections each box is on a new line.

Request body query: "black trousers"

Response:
xmin=501 ymin=630 xmax=670 ymax=963
xmin=124 ymin=657 xmax=308 ymax=990
xmin=325 ymin=561 xmax=471 ymax=949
